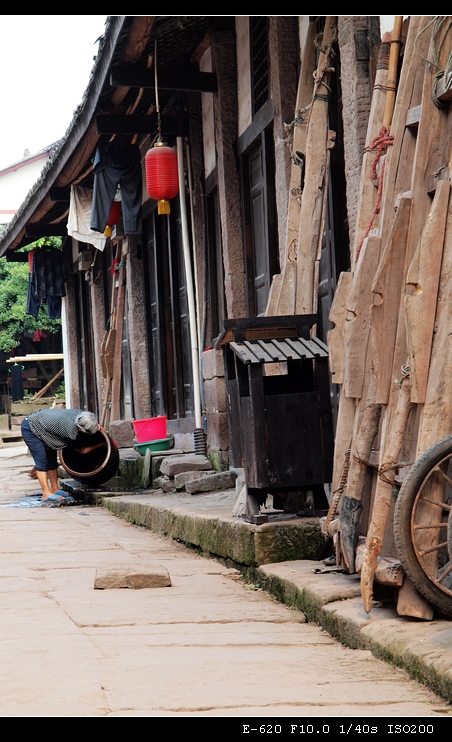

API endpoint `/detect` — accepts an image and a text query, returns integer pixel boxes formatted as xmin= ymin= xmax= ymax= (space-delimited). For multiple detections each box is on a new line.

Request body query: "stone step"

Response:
xmin=0 ymin=430 xmax=24 ymax=447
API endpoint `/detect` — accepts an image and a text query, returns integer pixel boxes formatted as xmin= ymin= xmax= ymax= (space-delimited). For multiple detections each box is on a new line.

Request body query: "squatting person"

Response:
xmin=21 ymin=408 xmax=102 ymax=503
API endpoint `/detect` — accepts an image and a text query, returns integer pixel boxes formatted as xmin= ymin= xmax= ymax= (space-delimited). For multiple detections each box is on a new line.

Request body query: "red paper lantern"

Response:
xmin=145 ymin=141 xmax=179 ymax=215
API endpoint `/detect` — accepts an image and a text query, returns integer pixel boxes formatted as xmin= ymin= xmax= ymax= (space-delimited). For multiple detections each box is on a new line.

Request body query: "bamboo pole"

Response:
xmin=177 ymin=137 xmax=202 ymax=432
xmin=383 ymin=17 xmax=404 ymax=130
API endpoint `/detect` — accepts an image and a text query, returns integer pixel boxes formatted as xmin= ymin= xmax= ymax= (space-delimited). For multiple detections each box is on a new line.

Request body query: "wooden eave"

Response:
xmin=0 ymin=15 xmax=129 ymax=257
xmin=0 ymin=15 xmax=212 ymax=257
xmin=110 ymin=64 xmax=217 ymax=92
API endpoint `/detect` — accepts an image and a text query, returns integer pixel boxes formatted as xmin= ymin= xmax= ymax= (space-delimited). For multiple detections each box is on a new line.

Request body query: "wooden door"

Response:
xmin=242 ymin=129 xmax=278 ymax=317
xmin=143 ymin=207 xmax=194 ymax=420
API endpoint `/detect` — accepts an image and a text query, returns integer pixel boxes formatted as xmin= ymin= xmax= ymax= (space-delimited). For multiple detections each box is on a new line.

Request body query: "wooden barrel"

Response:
xmin=59 ymin=429 xmax=119 ymax=486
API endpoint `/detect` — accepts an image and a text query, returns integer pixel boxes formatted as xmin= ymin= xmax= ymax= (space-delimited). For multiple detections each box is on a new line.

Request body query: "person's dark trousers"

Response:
xmin=90 ymin=142 xmax=142 ymax=235
xmin=21 ymin=418 xmax=58 ymax=471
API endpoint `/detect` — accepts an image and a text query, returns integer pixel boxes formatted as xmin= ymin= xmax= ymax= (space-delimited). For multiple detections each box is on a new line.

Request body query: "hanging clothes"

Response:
xmin=67 ymin=185 xmax=107 ymax=252
xmin=90 ymin=142 xmax=142 ymax=236
xmin=31 ymin=246 xmax=68 ymax=320
xmin=26 ymin=249 xmax=40 ymax=318
xmin=9 ymin=363 xmax=24 ymax=402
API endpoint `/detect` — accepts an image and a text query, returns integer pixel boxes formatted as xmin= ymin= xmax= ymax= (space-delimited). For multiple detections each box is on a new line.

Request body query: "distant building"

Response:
xmin=0 ymin=144 xmax=59 ymax=229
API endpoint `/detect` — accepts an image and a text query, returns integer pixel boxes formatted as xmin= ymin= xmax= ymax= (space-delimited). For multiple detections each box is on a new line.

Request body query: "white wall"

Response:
xmin=0 ymin=154 xmax=50 ymax=225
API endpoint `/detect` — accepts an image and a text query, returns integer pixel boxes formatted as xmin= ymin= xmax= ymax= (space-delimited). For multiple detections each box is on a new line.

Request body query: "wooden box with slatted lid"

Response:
xmin=215 ymin=316 xmax=334 ymax=520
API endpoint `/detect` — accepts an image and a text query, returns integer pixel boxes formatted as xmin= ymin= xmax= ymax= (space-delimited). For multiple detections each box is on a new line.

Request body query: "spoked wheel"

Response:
xmin=394 ymin=435 xmax=452 ymax=617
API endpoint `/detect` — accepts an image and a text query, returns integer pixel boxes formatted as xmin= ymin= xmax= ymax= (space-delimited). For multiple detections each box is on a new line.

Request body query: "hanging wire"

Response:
xmin=154 ymin=40 xmax=162 ymax=141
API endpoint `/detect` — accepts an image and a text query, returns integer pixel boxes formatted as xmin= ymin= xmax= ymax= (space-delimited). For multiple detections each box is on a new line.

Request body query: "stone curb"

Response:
xmin=101 ymin=494 xmax=326 ymax=566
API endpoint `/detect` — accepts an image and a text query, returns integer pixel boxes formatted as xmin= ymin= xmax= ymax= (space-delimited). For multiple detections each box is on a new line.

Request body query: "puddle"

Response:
xmin=0 ymin=496 xmax=43 ymax=508
xmin=0 ymin=495 xmax=76 ymax=508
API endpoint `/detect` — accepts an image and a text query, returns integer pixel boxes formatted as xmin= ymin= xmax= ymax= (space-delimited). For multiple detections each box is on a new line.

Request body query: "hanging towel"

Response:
xmin=68 ymin=185 xmax=107 ymax=251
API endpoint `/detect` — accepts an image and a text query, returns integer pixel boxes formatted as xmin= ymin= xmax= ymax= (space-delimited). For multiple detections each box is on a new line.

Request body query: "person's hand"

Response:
xmin=75 ymin=442 xmax=104 ymax=454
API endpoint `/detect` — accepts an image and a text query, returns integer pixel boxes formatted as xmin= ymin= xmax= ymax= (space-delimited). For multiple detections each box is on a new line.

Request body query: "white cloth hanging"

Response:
xmin=68 ymin=185 xmax=107 ymax=252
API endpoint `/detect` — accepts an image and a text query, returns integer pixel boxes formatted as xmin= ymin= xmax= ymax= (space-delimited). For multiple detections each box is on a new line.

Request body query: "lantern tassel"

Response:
xmin=157 ymin=199 xmax=171 ymax=215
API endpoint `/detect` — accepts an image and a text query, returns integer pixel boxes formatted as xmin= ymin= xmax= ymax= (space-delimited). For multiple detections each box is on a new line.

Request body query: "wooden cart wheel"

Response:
xmin=394 ymin=435 xmax=452 ymax=617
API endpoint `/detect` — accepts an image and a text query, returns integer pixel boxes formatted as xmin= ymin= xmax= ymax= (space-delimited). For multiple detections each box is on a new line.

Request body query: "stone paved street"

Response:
xmin=0 ymin=446 xmax=450 ymax=718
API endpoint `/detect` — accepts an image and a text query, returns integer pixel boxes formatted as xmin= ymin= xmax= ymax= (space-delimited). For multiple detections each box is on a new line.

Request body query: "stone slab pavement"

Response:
xmin=0 ymin=447 xmax=451 ymax=719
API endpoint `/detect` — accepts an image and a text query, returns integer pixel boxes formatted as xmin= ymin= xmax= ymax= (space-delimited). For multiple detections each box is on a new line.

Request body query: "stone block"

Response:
xmin=160 ymin=454 xmax=212 ymax=477
xmin=110 ymin=419 xmax=135 ymax=448
xmin=94 ymin=566 xmax=171 ymax=589
xmin=151 ymin=475 xmax=165 ymax=490
xmin=204 ymin=377 xmax=227 ymax=414
xmin=10 ymin=414 xmax=24 ymax=429
xmin=206 ymin=411 xmax=229 ymax=450
xmin=0 ymin=414 xmax=9 ymax=430
xmin=174 ymin=470 xmax=217 ymax=491
xmin=202 ymin=348 xmax=225 ymax=380
xmin=171 ymin=432 xmax=195 ymax=452
xmin=185 ymin=470 xmax=236 ymax=494
xmin=161 ymin=476 xmax=176 ymax=493
xmin=149 ymin=450 xmax=184 ymax=481
xmin=167 ymin=418 xmax=195 ymax=434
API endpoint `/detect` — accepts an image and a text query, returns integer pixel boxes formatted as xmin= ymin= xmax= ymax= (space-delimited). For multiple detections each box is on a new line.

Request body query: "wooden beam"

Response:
xmin=405 ymin=180 xmax=451 ymax=403
xmin=405 ymin=104 xmax=421 ymax=127
xmin=49 ymin=187 xmax=70 ymax=202
xmin=110 ymin=64 xmax=218 ymax=92
xmin=427 ymin=166 xmax=450 ymax=196
xmin=96 ymin=114 xmax=181 ymax=135
xmin=122 ymin=16 xmax=155 ymax=63
xmin=5 ymin=251 xmax=28 ymax=262
xmin=436 ymin=72 xmax=452 ymax=102
xmin=25 ymin=224 xmax=67 ymax=238
xmin=6 ymin=354 xmax=64 ymax=363
xmin=295 ymin=17 xmax=338 ymax=314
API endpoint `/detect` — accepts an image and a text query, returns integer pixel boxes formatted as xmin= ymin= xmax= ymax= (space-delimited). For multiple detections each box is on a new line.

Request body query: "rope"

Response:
xmin=355 ymin=126 xmax=394 ymax=261
xmin=414 ymin=16 xmax=452 ymax=108
xmin=353 ymin=453 xmax=372 ymax=467
xmin=154 ymin=40 xmax=162 ymax=140
xmin=378 ymin=461 xmax=399 ymax=484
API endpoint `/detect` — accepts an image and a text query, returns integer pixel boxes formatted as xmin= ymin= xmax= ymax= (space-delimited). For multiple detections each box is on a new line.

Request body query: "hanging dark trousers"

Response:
xmin=90 ymin=142 xmax=142 ymax=235
xmin=27 ymin=247 xmax=67 ymax=320
xmin=10 ymin=364 xmax=24 ymax=402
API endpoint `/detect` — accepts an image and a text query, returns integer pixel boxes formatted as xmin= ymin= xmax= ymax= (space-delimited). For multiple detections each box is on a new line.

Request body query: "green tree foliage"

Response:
xmin=0 ymin=238 xmax=62 ymax=353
